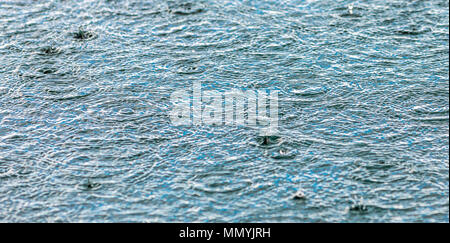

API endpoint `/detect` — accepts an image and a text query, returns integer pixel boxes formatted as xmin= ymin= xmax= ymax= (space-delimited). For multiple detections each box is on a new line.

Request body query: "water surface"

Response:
xmin=0 ymin=0 xmax=448 ymax=222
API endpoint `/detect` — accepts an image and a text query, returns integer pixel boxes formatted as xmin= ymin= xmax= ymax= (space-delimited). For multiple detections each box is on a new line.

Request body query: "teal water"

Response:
xmin=0 ymin=0 xmax=448 ymax=222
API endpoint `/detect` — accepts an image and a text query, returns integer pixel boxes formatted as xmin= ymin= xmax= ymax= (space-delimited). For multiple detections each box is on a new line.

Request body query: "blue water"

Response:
xmin=0 ymin=0 xmax=448 ymax=222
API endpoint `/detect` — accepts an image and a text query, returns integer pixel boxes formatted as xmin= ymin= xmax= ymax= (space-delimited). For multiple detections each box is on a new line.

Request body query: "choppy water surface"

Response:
xmin=0 ymin=0 xmax=448 ymax=222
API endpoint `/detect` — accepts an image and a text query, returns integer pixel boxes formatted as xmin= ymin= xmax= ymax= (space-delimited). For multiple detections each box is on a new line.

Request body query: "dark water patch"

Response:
xmin=78 ymin=179 xmax=102 ymax=191
xmin=349 ymin=204 xmax=368 ymax=213
xmin=173 ymin=58 xmax=207 ymax=75
xmin=38 ymin=68 xmax=57 ymax=74
xmin=39 ymin=46 xmax=61 ymax=56
xmin=167 ymin=2 xmax=205 ymax=16
xmin=256 ymin=135 xmax=281 ymax=147
xmin=395 ymin=29 xmax=430 ymax=36
xmin=72 ymin=27 xmax=96 ymax=40
xmin=292 ymin=190 xmax=306 ymax=200
xmin=170 ymin=8 xmax=204 ymax=16
xmin=339 ymin=12 xmax=362 ymax=18
xmin=268 ymin=147 xmax=297 ymax=160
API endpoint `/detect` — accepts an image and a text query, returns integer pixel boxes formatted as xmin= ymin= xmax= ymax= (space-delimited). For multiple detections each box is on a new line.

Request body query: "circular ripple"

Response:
xmin=190 ymin=172 xmax=252 ymax=194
